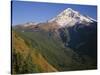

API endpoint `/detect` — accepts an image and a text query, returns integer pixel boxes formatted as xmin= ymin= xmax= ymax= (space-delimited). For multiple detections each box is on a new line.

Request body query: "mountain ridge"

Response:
xmin=49 ymin=8 xmax=96 ymax=27
xmin=12 ymin=8 xmax=97 ymax=74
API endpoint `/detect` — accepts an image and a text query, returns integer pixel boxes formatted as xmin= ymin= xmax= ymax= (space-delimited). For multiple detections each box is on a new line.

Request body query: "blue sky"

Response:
xmin=12 ymin=1 xmax=97 ymax=25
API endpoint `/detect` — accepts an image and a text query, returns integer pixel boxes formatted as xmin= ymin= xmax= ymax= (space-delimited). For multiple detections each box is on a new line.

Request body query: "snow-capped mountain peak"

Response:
xmin=63 ymin=8 xmax=79 ymax=15
xmin=49 ymin=8 xmax=95 ymax=27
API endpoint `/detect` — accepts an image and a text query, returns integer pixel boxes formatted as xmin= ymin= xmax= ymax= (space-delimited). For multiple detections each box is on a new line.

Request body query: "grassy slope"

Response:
xmin=12 ymin=31 xmax=57 ymax=74
xmin=14 ymin=29 xmax=86 ymax=70
xmin=12 ymin=28 xmax=96 ymax=74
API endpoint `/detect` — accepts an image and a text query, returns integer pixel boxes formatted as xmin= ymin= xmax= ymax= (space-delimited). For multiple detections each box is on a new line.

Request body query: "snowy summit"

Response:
xmin=49 ymin=8 xmax=95 ymax=27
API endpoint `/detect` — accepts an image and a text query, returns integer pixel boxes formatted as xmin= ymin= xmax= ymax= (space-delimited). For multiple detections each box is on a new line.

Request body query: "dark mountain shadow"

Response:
xmin=58 ymin=21 xmax=97 ymax=65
